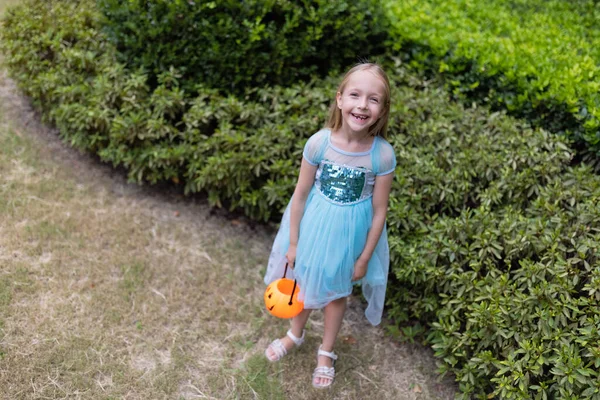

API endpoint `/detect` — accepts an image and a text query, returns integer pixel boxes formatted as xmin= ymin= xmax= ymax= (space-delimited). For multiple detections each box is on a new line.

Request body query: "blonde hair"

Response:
xmin=326 ymin=63 xmax=391 ymax=139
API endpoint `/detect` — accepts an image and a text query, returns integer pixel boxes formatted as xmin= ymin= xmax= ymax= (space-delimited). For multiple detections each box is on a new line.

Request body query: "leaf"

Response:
xmin=342 ymin=335 xmax=357 ymax=345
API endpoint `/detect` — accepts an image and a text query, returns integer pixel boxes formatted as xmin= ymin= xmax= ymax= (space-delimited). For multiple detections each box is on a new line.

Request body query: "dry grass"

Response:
xmin=0 ymin=0 xmax=17 ymax=16
xmin=0 ymin=2 xmax=458 ymax=397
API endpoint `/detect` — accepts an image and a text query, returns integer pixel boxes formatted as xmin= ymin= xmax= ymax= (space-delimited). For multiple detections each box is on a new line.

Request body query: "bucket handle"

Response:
xmin=282 ymin=262 xmax=298 ymax=306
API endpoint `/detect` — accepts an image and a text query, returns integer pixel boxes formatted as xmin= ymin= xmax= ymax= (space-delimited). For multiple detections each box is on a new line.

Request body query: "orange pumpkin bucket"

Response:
xmin=264 ymin=263 xmax=304 ymax=319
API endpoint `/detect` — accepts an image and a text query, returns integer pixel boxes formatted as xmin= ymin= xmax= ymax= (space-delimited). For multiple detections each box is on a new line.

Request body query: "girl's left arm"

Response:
xmin=352 ymin=173 xmax=394 ymax=281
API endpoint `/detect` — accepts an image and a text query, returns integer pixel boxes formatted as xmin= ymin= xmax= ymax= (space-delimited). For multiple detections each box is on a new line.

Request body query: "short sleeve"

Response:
xmin=302 ymin=129 xmax=329 ymax=166
xmin=373 ymin=138 xmax=396 ymax=176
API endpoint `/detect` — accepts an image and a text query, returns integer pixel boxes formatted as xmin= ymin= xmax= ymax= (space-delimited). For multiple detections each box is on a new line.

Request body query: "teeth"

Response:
xmin=352 ymin=113 xmax=367 ymax=120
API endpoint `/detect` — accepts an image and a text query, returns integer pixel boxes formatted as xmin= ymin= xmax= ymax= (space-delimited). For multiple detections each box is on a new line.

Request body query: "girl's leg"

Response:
xmin=290 ymin=307 xmax=312 ymax=338
xmin=266 ymin=308 xmax=312 ymax=360
xmin=314 ymin=296 xmax=347 ymax=386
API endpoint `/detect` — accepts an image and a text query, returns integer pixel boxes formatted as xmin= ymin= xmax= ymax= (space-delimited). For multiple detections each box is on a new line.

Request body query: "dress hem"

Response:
xmin=299 ymin=289 xmax=353 ymax=310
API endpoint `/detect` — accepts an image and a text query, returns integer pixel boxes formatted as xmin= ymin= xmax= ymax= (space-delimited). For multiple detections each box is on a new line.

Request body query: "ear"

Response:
xmin=336 ymin=91 xmax=342 ymax=109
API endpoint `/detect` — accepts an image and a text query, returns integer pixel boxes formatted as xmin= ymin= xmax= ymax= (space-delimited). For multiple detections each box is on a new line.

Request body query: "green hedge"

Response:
xmin=385 ymin=85 xmax=600 ymax=398
xmin=98 ymin=0 xmax=389 ymax=93
xmin=3 ymin=1 xmax=600 ymax=398
xmin=0 ymin=0 xmax=335 ymax=221
xmin=385 ymin=0 xmax=600 ymax=157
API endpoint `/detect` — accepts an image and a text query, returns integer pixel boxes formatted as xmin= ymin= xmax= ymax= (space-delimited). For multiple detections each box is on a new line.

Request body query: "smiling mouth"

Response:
xmin=351 ymin=113 xmax=368 ymax=121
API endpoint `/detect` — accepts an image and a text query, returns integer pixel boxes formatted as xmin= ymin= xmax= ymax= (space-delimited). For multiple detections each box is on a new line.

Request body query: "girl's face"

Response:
xmin=336 ymin=69 xmax=387 ymax=137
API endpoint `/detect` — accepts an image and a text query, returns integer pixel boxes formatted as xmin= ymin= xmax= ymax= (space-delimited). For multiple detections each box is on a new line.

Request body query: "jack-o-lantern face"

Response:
xmin=264 ymin=278 xmax=304 ymax=319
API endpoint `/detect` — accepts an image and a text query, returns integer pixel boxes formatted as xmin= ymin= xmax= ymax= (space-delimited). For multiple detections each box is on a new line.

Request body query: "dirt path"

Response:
xmin=0 ymin=40 xmax=457 ymax=400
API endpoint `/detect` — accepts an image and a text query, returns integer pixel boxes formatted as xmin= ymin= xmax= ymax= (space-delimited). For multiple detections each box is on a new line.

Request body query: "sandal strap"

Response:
xmin=317 ymin=346 xmax=337 ymax=361
xmin=286 ymin=329 xmax=305 ymax=346
xmin=313 ymin=366 xmax=335 ymax=378
xmin=312 ymin=366 xmax=335 ymax=388
xmin=266 ymin=339 xmax=287 ymax=361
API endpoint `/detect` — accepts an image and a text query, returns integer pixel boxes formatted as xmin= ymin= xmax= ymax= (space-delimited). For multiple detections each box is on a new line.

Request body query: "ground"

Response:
xmin=0 ymin=2 xmax=457 ymax=398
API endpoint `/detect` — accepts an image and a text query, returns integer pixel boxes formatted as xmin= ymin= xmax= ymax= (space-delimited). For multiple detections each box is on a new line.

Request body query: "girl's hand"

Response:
xmin=286 ymin=244 xmax=297 ymax=269
xmin=352 ymin=257 xmax=369 ymax=281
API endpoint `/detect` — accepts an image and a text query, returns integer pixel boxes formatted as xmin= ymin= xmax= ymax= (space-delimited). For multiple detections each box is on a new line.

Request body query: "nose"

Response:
xmin=358 ymin=96 xmax=368 ymax=109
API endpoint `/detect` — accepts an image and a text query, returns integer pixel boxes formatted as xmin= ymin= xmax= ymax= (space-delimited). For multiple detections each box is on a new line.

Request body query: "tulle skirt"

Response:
xmin=264 ymin=186 xmax=389 ymax=326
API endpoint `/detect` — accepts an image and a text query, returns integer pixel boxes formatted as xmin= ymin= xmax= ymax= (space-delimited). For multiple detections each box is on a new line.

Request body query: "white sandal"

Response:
xmin=265 ymin=329 xmax=305 ymax=362
xmin=312 ymin=345 xmax=337 ymax=389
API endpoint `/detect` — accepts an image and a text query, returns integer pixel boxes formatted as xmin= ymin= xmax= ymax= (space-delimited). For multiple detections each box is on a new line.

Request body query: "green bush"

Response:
xmin=385 ymin=0 xmax=600 ymax=158
xmin=3 ymin=1 xmax=600 ymax=398
xmin=97 ymin=0 xmax=389 ymax=93
xmin=1 ymin=0 xmax=335 ymax=220
xmin=385 ymin=81 xmax=600 ymax=398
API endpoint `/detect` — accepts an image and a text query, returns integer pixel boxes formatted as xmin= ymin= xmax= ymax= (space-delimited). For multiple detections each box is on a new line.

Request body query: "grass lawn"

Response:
xmin=0 ymin=0 xmax=17 ymax=15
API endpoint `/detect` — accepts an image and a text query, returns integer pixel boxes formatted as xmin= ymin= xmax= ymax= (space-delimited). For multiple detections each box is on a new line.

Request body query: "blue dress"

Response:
xmin=264 ymin=128 xmax=396 ymax=326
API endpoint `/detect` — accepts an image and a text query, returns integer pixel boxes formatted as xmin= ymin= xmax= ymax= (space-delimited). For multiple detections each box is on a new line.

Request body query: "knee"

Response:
xmin=328 ymin=296 xmax=347 ymax=308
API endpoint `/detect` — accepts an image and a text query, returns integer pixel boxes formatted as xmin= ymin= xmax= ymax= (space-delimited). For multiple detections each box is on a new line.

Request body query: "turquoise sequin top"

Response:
xmin=315 ymin=161 xmax=375 ymax=205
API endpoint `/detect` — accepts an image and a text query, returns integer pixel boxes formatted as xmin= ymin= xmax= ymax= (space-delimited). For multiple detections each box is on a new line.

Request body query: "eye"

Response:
xmin=349 ymin=92 xmax=359 ymax=98
xmin=370 ymin=97 xmax=380 ymax=103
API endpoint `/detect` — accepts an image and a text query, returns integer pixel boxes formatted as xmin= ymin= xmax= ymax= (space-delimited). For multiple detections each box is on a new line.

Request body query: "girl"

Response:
xmin=263 ymin=63 xmax=396 ymax=389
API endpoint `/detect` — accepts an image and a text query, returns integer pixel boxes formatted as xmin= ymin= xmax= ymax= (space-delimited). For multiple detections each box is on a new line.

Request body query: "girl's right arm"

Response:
xmin=287 ymin=158 xmax=318 ymax=267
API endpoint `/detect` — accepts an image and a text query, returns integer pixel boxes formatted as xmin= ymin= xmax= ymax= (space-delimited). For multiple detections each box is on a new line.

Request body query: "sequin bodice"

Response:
xmin=315 ymin=160 xmax=375 ymax=205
